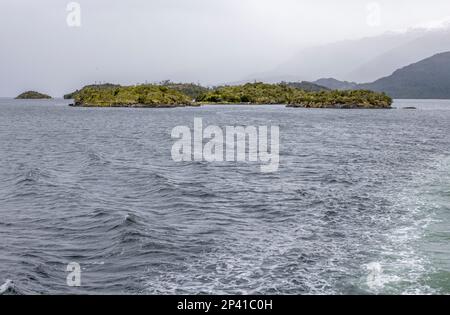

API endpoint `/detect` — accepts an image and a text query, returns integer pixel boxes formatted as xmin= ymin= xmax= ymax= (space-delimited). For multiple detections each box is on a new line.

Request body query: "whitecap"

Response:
xmin=0 ymin=280 xmax=14 ymax=295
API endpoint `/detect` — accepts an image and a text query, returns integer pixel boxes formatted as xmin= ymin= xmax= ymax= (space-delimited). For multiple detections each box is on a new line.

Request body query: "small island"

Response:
xmin=69 ymin=82 xmax=392 ymax=109
xmin=72 ymin=84 xmax=194 ymax=107
xmin=197 ymin=83 xmax=392 ymax=108
xmin=15 ymin=91 xmax=52 ymax=99
xmin=65 ymin=81 xmax=209 ymax=101
xmin=285 ymin=90 xmax=393 ymax=109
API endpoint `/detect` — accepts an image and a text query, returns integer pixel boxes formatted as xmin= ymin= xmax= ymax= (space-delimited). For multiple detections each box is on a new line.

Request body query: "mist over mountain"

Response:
xmin=245 ymin=25 xmax=450 ymax=84
xmin=314 ymin=52 xmax=450 ymax=99
xmin=348 ymin=27 xmax=450 ymax=82
xmin=359 ymin=51 xmax=450 ymax=99
xmin=313 ymin=78 xmax=358 ymax=91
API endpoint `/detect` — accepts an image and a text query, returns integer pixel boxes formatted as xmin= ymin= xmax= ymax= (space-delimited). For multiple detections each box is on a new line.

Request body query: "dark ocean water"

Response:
xmin=1 ymin=98 xmax=450 ymax=295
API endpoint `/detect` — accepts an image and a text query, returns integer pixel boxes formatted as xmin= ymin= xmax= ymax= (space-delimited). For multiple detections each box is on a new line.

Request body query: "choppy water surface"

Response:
xmin=1 ymin=98 xmax=450 ymax=294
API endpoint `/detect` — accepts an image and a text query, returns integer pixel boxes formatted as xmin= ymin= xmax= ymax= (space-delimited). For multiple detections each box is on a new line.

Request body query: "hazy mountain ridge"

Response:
xmin=347 ymin=28 xmax=450 ymax=82
xmin=267 ymin=29 xmax=430 ymax=82
xmin=360 ymin=51 xmax=450 ymax=99
xmin=313 ymin=78 xmax=358 ymax=91
xmin=315 ymin=51 xmax=450 ymax=99
xmin=247 ymin=26 xmax=450 ymax=85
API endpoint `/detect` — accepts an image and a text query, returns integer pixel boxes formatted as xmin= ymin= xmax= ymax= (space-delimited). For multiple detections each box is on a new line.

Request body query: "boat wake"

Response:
xmin=361 ymin=155 xmax=450 ymax=294
xmin=0 ymin=280 xmax=16 ymax=295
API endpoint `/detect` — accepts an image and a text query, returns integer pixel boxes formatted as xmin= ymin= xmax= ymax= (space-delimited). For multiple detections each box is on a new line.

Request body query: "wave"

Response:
xmin=15 ymin=168 xmax=49 ymax=185
xmin=0 ymin=280 xmax=18 ymax=295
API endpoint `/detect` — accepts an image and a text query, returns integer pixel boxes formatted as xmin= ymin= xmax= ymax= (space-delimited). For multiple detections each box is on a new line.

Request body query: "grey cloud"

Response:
xmin=1 ymin=0 xmax=450 ymax=96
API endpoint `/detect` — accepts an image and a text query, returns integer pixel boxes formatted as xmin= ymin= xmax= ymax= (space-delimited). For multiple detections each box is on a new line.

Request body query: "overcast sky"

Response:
xmin=1 ymin=0 xmax=450 ymax=96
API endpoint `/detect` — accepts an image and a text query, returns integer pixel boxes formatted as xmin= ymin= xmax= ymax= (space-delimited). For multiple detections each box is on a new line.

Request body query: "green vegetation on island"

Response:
xmin=197 ymin=83 xmax=296 ymax=104
xmin=197 ymin=83 xmax=392 ymax=108
xmin=73 ymin=84 xmax=193 ymax=107
xmin=69 ymin=82 xmax=392 ymax=109
xmin=65 ymin=81 xmax=209 ymax=101
xmin=280 ymin=81 xmax=329 ymax=92
xmin=286 ymin=89 xmax=392 ymax=108
xmin=16 ymin=91 xmax=52 ymax=99
xmin=64 ymin=83 xmax=121 ymax=99
xmin=159 ymin=80 xmax=209 ymax=100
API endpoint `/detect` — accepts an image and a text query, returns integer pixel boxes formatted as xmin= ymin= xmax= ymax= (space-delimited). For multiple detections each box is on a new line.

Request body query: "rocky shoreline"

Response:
xmin=69 ymin=102 xmax=199 ymax=108
xmin=286 ymin=103 xmax=392 ymax=109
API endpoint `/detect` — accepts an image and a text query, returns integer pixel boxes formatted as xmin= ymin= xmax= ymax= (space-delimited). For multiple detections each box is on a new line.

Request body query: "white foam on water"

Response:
xmin=0 ymin=280 xmax=14 ymax=295
xmin=362 ymin=156 xmax=450 ymax=295
xmin=365 ymin=262 xmax=405 ymax=293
